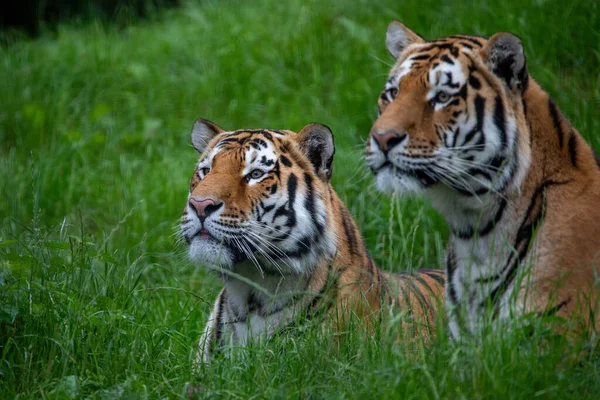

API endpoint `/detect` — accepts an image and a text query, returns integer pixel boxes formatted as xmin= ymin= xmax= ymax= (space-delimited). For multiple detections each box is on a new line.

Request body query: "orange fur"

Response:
xmin=182 ymin=121 xmax=445 ymax=362
xmin=366 ymin=23 xmax=600 ymax=340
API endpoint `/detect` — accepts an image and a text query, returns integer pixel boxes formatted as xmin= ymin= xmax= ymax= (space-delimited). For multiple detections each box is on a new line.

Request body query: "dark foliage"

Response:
xmin=0 ymin=0 xmax=181 ymax=37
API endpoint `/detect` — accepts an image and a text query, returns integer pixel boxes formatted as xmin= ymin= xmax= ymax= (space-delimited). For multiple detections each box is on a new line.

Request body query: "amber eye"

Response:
xmin=435 ymin=91 xmax=451 ymax=103
xmin=197 ymin=167 xmax=210 ymax=179
xmin=388 ymin=87 xmax=398 ymax=99
xmin=248 ymin=169 xmax=265 ymax=180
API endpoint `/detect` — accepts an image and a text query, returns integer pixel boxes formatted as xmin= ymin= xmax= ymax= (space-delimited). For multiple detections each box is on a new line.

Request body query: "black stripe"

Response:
xmin=214 ymin=290 xmax=227 ymax=345
xmin=486 ymin=180 xmax=566 ymax=309
xmin=489 ymin=207 xmax=543 ymax=305
xmin=408 ymin=277 xmax=433 ymax=319
xmin=444 ymin=72 xmax=459 ymax=89
xmin=219 ymin=137 xmax=244 ymax=145
xmin=259 ymin=131 xmax=273 ymax=141
xmin=396 ymin=276 xmax=414 ymax=317
xmin=461 ymin=129 xmax=479 ymax=148
xmin=340 ymin=206 xmax=358 ymax=254
xmin=453 ymin=198 xmax=507 ymax=240
xmin=467 ymin=165 xmax=493 ymax=181
xmin=305 ymin=263 xmax=338 ymax=320
xmin=285 ymin=235 xmax=313 ymax=258
xmin=457 ymin=83 xmax=468 ymax=100
xmin=446 ymin=247 xmax=459 ymax=305
xmin=548 ymin=98 xmax=564 ymax=148
xmin=490 ymin=154 xmax=507 ymax=170
xmin=280 ymin=155 xmax=292 ymax=167
xmin=250 ymin=138 xmax=268 ymax=149
xmin=440 ymin=54 xmax=455 ymax=65
xmin=493 ymin=96 xmax=507 ymax=149
xmin=448 ymin=35 xmax=486 ymax=45
xmin=414 ymin=272 xmax=439 ymax=295
xmin=469 ymin=74 xmax=481 ymax=90
xmin=421 ymin=269 xmax=446 ymax=285
xmin=410 ymin=53 xmax=432 ymax=61
xmin=286 ymin=173 xmax=297 ymax=226
xmin=539 ymin=298 xmax=571 ymax=317
xmin=271 ymin=173 xmax=298 ymax=228
xmin=303 ymin=173 xmax=324 ymax=235
xmin=461 ymin=95 xmax=485 ymax=147
xmin=418 ymin=43 xmax=457 ymax=53
xmin=272 ymin=160 xmax=281 ymax=179
xmin=247 ymin=292 xmax=261 ymax=313
xmin=474 ymin=274 xmax=500 ymax=284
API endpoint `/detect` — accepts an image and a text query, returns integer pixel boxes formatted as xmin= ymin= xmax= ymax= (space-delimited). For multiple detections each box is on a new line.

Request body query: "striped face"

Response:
xmin=181 ymin=121 xmax=336 ymax=275
xmin=367 ymin=24 xmax=528 ymax=199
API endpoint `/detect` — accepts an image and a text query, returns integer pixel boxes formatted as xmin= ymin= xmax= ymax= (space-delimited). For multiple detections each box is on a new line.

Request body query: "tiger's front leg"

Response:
xmin=195 ymin=289 xmax=228 ymax=365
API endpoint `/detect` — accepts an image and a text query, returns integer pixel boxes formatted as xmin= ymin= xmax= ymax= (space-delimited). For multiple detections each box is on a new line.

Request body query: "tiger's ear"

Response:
xmin=191 ymin=118 xmax=225 ymax=153
xmin=297 ymin=123 xmax=335 ymax=182
xmin=386 ymin=21 xmax=424 ymax=59
xmin=483 ymin=32 xmax=528 ymax=92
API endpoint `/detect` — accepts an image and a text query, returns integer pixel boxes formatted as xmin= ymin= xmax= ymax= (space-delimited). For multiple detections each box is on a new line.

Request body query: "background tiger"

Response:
xmin=365 ymin=21 xmax=600 ymax=340
xmin=181 ymin=119 xmax=445 ymax=362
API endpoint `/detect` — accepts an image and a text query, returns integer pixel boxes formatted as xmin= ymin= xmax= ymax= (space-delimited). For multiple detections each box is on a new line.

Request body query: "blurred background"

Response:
xmin=1 ymin=0 xmax=181 ymax=38
xmin=1 ymin=0 xmax=598 ymax=397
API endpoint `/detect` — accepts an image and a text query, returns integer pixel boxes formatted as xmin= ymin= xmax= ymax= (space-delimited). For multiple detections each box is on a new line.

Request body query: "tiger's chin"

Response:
xmin=188 ymin=236 xmax=236 ymax=269
xmin=375 ymin=166 xmax=427 ymax=196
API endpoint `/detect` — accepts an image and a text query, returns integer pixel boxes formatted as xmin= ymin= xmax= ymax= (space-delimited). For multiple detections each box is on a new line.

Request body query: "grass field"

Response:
xmin=1 ymin=0 xmax=599 ymax=398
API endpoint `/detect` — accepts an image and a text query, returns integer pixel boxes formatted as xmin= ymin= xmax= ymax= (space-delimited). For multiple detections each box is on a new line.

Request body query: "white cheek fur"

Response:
xmin=375 ymin=168 xmax=425 ymax=196
xmin=188 ymin=237 xmax=235 ymax=268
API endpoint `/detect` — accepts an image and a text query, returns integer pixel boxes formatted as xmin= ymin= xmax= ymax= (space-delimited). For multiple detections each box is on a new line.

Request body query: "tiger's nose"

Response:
xmin=371 ymin=130 xmax=407 ymax=153
xmin=188 ymin=198 xmax=223 ymax=222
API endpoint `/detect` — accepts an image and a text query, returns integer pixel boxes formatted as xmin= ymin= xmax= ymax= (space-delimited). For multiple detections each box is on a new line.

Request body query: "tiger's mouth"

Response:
xmin=369 ymin=160 xmax=393 ymax=173
xmin=196 ymin=228 xmax=213 ymax=240
xmin=375 ymin=160 xmax=440 ymax=186
xmin=185 ymin=227 xmax=217 ymax=244
xmin=193 ymin=228 xmax=251 ymax=252
xmin=188 ymin=226 xmax=251 ymax=266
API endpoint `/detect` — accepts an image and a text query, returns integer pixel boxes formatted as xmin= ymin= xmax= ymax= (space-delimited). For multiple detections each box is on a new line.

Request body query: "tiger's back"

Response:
xmin=383 ymin=268 xmax=446 ymax=334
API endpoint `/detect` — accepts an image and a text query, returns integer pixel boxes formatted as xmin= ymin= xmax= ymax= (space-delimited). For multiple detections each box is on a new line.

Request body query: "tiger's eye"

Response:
xmin=249 ymin=169 xmax=264 ymax=180
xmin=436 ymin=92 xmax=451 ymax=103
xmin=197 ymin=167 xmax=210 ymax=179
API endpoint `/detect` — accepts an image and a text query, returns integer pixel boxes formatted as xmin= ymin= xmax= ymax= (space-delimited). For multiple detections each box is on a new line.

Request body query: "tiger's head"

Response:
xmin=366 ymin=22 xmax=531 ymax=201
xmin=181 ymin=119 xmax=337 ymax=275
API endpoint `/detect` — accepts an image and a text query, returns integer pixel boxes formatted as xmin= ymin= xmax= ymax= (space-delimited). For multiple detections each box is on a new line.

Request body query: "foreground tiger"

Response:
xmin=365 ymin=22 xmax=600 ymax=340
xmin=181 ymin=119 xmax=445 ymax=362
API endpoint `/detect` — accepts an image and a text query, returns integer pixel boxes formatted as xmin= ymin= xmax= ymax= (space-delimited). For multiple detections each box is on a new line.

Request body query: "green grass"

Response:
xmin=1 ymin=0 xmax=599 ymax=398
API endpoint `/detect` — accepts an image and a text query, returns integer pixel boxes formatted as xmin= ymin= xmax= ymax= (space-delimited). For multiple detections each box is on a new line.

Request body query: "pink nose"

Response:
xmin=371 ymin=130 xmax=407 ymax=153
xmin=188 ymin=198 xmax=222 ymax=220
